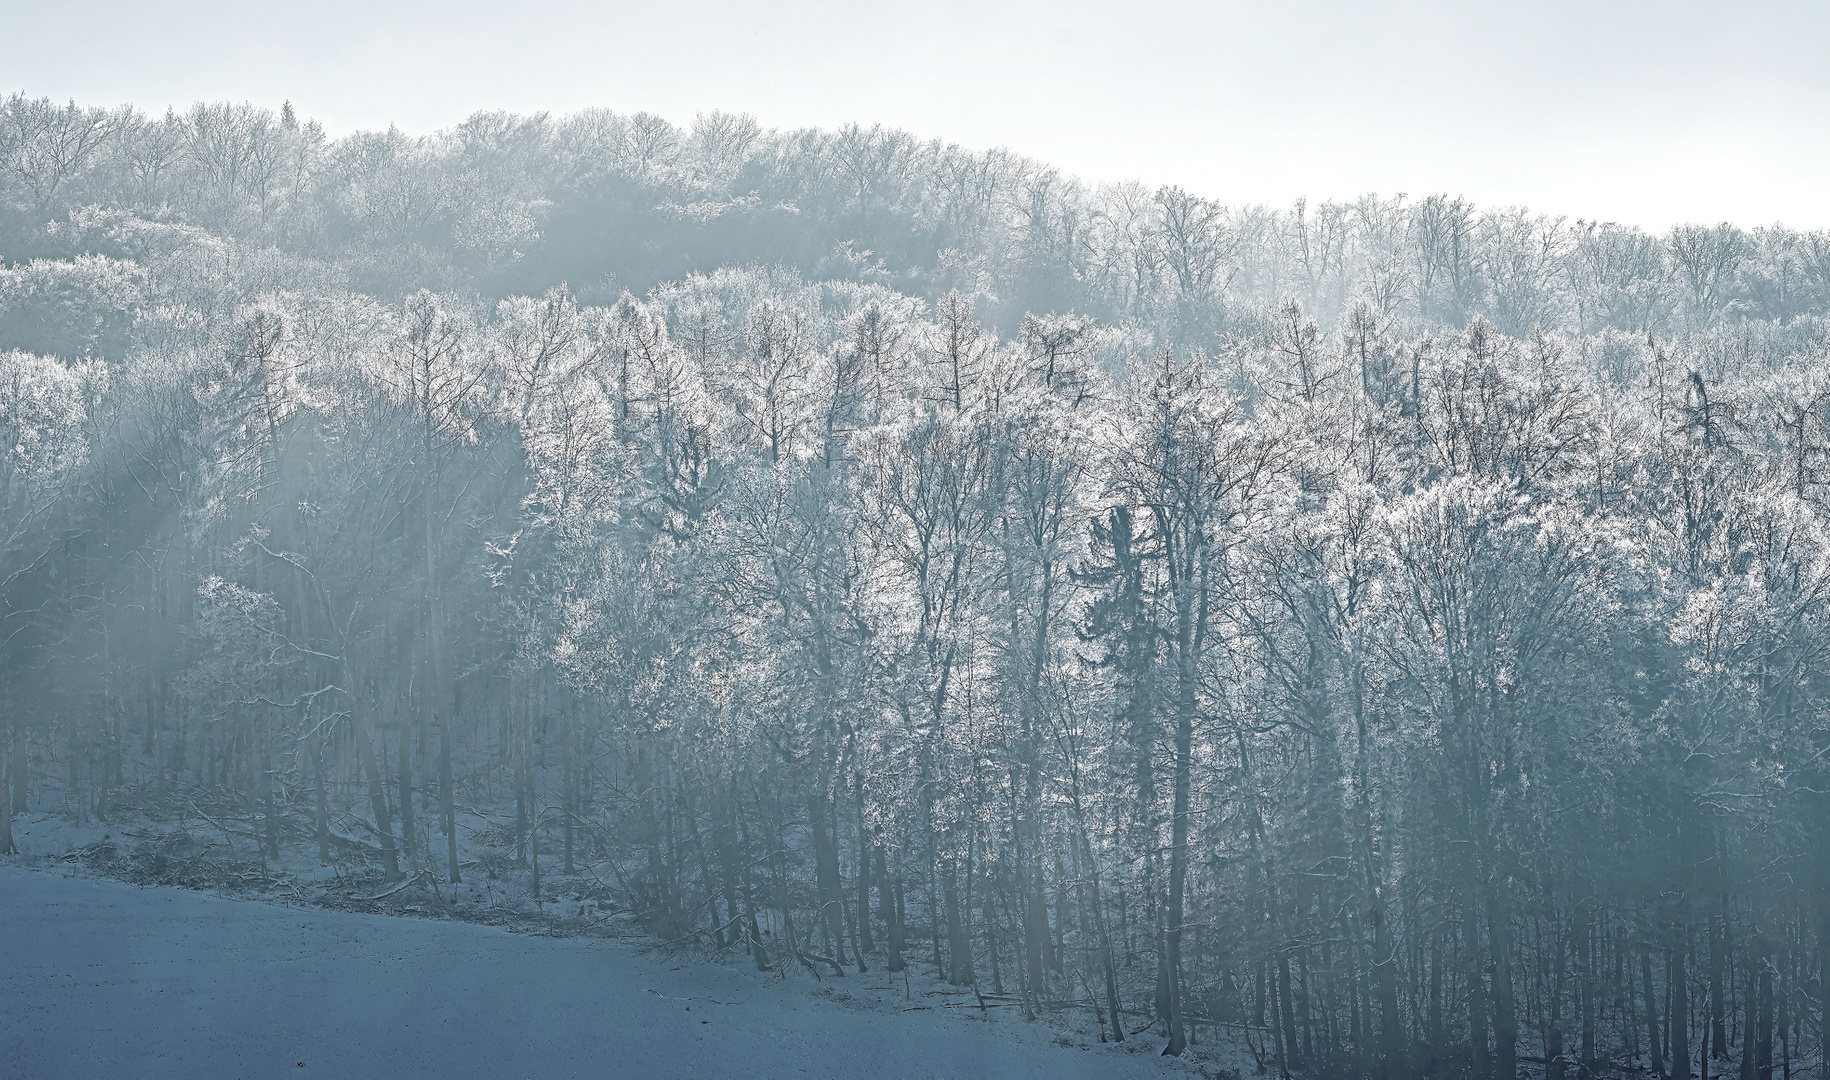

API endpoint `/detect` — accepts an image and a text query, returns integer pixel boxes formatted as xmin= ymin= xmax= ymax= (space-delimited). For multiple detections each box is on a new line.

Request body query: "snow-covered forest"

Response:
xmin=7 ymin=92 xmax=1830 ymax=1079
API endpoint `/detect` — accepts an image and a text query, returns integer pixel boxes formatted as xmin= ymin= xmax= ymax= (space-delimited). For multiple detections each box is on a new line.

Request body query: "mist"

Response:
xmin=5 ymin=16 xmax=1830 ymax=1078
xmin=8 ymin=0 xmax=1830 ymax=227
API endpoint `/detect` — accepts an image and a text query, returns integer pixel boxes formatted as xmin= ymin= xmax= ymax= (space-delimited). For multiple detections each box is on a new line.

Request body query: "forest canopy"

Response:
xmin=6 ymin=92 xmax=1830 ymax=1079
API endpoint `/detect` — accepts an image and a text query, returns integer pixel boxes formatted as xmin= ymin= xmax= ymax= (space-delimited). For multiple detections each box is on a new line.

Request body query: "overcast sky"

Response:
xmin=7 ymin=0 xmax=1827 ymax=229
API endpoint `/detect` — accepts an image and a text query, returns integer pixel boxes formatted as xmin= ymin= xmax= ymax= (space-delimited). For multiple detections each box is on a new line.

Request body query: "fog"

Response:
xmin=7 ymin=0 xmax=1830 ymax=226
xmin=6 ymin=12 xmax=1830 ymax=1080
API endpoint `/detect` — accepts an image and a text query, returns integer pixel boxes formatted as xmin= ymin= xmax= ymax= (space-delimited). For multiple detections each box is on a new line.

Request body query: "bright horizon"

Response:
xmin=6 ymin=0 xmax=1830 ymax=230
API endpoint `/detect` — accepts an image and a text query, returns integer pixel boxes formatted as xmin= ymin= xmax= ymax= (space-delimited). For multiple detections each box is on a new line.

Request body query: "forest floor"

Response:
xmin=1 ymin=803 xmax=1259 ymax=1079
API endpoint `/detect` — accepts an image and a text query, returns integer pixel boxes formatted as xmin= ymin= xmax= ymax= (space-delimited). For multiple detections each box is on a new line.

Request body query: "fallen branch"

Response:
xmin=325 ymin=828 xmax=382 ymax=855
xmin=355 ymin=870 xmax=433 ymax=902
xmin=184 ymin=798 xmax=254 ymax=843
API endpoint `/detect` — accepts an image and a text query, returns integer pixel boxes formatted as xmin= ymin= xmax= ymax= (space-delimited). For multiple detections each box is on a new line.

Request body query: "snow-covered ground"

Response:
xmin=1 ymin=862 xmax=1248 ymax=1079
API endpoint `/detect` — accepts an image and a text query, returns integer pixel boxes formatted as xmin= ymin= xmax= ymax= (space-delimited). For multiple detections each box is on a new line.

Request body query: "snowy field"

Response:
xmin=0 ymin=863 xmax=1233 ymax=1079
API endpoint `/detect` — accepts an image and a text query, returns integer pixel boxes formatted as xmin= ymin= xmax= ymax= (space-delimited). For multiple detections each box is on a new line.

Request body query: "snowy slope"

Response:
xmin=0 ymin=864 xmax=1214 ymax=1080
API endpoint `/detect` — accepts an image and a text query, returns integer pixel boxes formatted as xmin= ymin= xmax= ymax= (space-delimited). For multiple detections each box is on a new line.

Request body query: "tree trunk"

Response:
xmin=810 ymin=794 xmax=850 ymax=968
xmin=260 ymin=740 xmax=278 ymax=860
xmin=1646 ymin=946 xmax=1666 ymax=1079
xmin=1278 ymin=942 xmax=1303 ymax=1073
xmin=1163 ymin=699 xmax=1193 ymax=1061
xmin=732 ymin=792 xmax=769 ymax=971
xmin=0 ymin=711 xmax=15 ymax=856
xmin=1088 ymin=851 xmax=1125 ymax=1042
xmin=396 ymin=717 xmax=416 ymax=864
xmin=1673 ymin=944 xmax=1693 ymax=1080
xmin=1818 ymin=900 xmax=1829 ymax=1080
xmin=314 ymin=732 xmax=329 ymax=865
xmin=944 ymin=862 xmax=974 ymax=985
xmin=888 ymin=867 xmax=907 ymax=973
xmin=441 ymin=718 xmax=459 ymax=884
xmin=1468 ymin=894 xmax=1491 ymax=1080
xmin=562 ymin=739 xmax=575 ymax=878
xmin=1581 ymin=913 xmax=1598 ymax=1080
xmin=1429 ymin=924 xmax=1445 ymax=1050
xmin=1026 ymin=858 xmax=1050 ymax=1010
xmin=1372 ymin=902 xmax=1404 ymax=1077
xmin=10 ymin=713 xmax=25 ymax=815
xmin=1489 ymin=883 xmax=1519 ymax=1080
xmin=855 ymin=807 xmax=873 ymax=961
xmin=1163 ymin=580 xmax=1199 ymax=1057
xmin=1713 ymin=914 xmax=1730 ymax=1064
xmin=1756 ymin=953 xmax=1774 ymax=1080
xmin=347 ymin=669 xmax=401 ymax=882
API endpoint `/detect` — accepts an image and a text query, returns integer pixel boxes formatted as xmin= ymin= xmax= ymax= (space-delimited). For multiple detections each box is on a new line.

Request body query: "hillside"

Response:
xmin=6 ymin=92 xmax=1830 ymax=1080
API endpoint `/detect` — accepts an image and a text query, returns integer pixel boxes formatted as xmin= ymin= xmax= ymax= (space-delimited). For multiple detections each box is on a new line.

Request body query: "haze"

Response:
xmin=12 ymin=5 xmax=1830 ymax=1080
xmin=7 ymin=0 xmax=1828 ymax=228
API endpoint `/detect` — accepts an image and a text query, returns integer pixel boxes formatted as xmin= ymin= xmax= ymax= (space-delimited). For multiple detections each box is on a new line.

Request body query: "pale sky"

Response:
xmin=5 ymin=0 xmax=1827 ymax=229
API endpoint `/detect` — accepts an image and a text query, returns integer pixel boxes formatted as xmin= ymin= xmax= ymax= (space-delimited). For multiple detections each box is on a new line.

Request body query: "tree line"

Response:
xmin=5 ymin=93 xmax=1829 ymax=335
xmin=6 ymin=95 xmax=1830 ymax=1080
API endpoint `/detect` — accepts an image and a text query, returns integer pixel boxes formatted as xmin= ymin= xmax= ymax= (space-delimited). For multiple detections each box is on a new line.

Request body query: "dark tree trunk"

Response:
xmin=855 ymin=811 xmax=873 ymax=961
xmin=1714 ymin=914 xmax=1730 ymax=1064
xmin=1489 ymin=884 xmax=1519 ymax=1080
xmin=810 ymin=794 xmax=849 ymax=968
xmin=397 ymin=720 xmax=416 ymax=863
xmin=0 ymin=712 xmax=15 ymax=856
xmin=1646 ymin=946 xmax=1666 ymax=1079
xmin=888 ymin=868 xmax=907 ymax=973
xmin=315 ymin=733 xmax=329 ymax=865
xmin=1757 ymin=954 xmax=1774 ymax=1080
xmin=338 ymin=664 xmax=399 ymax=881
xmin=1674 ymin=944 xmax=1693 ymax=1080
xmin=1469 ymin=895 xmax=1491 ymax=1080
xmin=944 ymin=863 xmax=974 ymax=985
xmin=441 ymin=719 xmax=459 ymax=884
